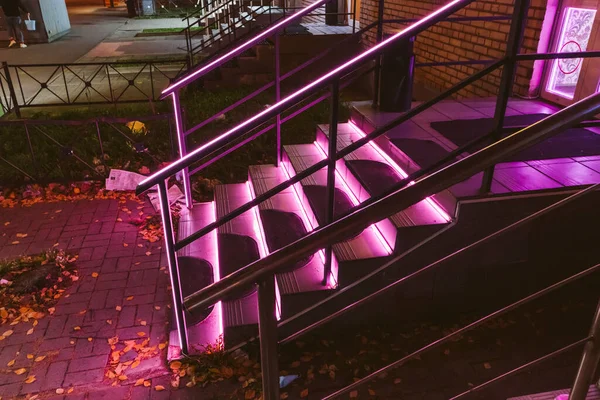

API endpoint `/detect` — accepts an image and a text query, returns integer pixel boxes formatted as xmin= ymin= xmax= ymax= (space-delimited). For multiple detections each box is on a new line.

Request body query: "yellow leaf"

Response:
xmin=123 ymin=243 xmax=129 ymax=247
xmin=350 ymin=391 xmax=358 ymax=398
xmin=26 ymin=354 xmax=34 ymax=359
xmin=92 ymin=272 xmax=99 ymax=278
xmin=126 ymin=296 xmax=134 ymax=301
xmin=154 ymin=385 xmax=165 ymax=391
xmin=12 ymin=241 xmax=20 ymax=245
xmin=158 ymin=342 xmax=167 ymax=350
xmin=56 ymin=388 xmax=65 ymax=394
xmin=369 ymin=389 xmax=376 ymax=396
xmin=131 ymin=360 xmax=140 ymax=369
xmin=107 ymin=320 xmax=113 ymax=325
xmin=300 ymin=389 xmax=309 ymax=398
xmin=137 ymin=332 xmax=146 ymax=337
xmin=48 ymin=307 xmax=56 ymax=314
xmin=245 ymin=389 xmax=256 ymax=399
xmin=15 ymin=368 xmax=27 ymax=375
xmin=115 ymin=306 xmax=122 ymax=311
xmin=170 ymin=361 xmax=182 ymax=370
xmin=144 ymin=380 xmax=151 ymax=387
xmin=145 ymin=251 xmax=152 ymax=256
xmin=24 ymin=375 xmax=36 ymax=384
xmin=140 ymin=320 xmax=147 ymax=326
xmin=483 ymin=362 xmax=491 ymax=369
xmin=154 ymin=306 xmax=161 ymax=310
xmin=27 ymin=328 xmax=34 ymax=335
xmin=68 ymin=387 xmax=74 ymax=393
xmin=0 ymin=309 xmax=8 ymax=319
xmin=34 ymin=356 xmax=46 ymax=362
xmin=73 ymin=326 xmax=81 ymax=331
xmin=88 ymin=338 xmax=93 ymax=342
xmin=16 ymin=233 xmax=28 ymax=238
xmin=135 ymin=378 xmax=144 ymax=386
xmin=7 ymin=359 xmax=15 ymax=367
xmin=118 ymin=375 xmax=127 ymax=381
xmin=117 ymin=218 xmax=123 ymax=222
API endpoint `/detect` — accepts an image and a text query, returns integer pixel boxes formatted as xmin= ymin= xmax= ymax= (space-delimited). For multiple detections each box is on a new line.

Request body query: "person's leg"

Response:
xmin=14 ymin=17 xmax=25 ymax=44
xmin=6 ymin=17 xmax=18 ymax=41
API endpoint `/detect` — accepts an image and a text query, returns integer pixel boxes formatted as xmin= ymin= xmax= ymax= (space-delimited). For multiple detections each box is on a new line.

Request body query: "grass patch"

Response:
xmin=141 ymin=27 xmax=202 ymax=34
xmin=0 ymin=84 xmax=359 ymax=201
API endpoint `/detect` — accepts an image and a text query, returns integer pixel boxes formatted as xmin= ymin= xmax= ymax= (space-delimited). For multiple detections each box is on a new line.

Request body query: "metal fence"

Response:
xmin=0 ymin=60 xmax=187 ymax=117
xmin=0 ymin=114 xmax=176 ymax=185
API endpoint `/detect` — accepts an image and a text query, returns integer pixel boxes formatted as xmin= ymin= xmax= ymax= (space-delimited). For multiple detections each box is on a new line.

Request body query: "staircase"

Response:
xmin=137 ymin=0 xmax=600 ymax=398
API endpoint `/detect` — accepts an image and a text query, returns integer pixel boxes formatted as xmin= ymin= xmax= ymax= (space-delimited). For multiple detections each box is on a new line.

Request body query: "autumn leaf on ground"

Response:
xmin=16 ymin=233 xmax=28 ymax=238
xmin=394 ymin=378 xmax=402 ymax=384
xmin=483 ymin=362 xmax=492 ymax=369
xmin=92 ymin=272 xmax=99 ymax=278
xmin=369 ymin=389 xmax=376 ymax=396
xmin=116 ymin=306 xmax=122 ymax=311
xmin=14 ymin=368 xmax=27 ymax=375
xmin=137 ymin=332 xmax=146 ymax=337
xmin=56 ymin=388 xmax=65 ymax=394
xmin=350 ymin=391 xmax=359 ymax=398
xmin=170 ymin=361 xmax=182 ymax=370
xmin=280 ymin=393 xmax=289 ymax=400
xmin=154 ymin=306 xmax=161 ymax=310
xmin=144 ymin=381 xmax=151 ymax=387
xmin=126 ymin=296 xmax=134 ymax=301
xmin=34 ymin=356 xmax=46 ymax=362
xmin=27 ymin=328 xmax=34 ymax=335
xmin=7 ymin=359 xmax=15 ymax=367
xmin=135 ymin=378 xmax=145 ymax=386
xmin=244 ymin=389 xmax=256 ymax=399
xmin=154 ymin=385 xmax=165 ymax=391
xmin=300 ymin=388 xmax=309 ymax=398
xmin=24 ymin=375 xmax=36 ymax=384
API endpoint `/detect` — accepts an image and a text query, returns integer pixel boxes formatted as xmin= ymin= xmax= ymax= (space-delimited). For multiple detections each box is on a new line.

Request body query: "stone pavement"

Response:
xmin=0 ymin=198 xmax=219 ymax=400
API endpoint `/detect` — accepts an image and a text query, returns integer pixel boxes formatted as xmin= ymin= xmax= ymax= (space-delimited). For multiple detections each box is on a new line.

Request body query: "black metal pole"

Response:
xmin=3 ymin=62 xmax=20 ymax=118
xmin=257 ymin=277 xmax=279 ymax=400
xmin=372 ymin=0 xmax=385 ymax=108
xmin=275 ymin=32 xmax=282 ymax=167
xmin=569 ymin=299 xmax=600 ymax=400
xmin=324 ymin=80 xmax=339 ymax=285
xmin=158 ymin=181 xmax=189 ymax=355
xmin=480 ymin=0 xmax=530 ymax=193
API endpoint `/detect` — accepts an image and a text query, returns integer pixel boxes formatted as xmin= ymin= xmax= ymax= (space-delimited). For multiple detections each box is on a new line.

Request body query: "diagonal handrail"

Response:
xmin=139 ymin=0 xmax=479 ymax=191
xmin=182 ymin=91 xmax=600 ymax=312
xmin=160 ymin=0 xmax=332 ymax=96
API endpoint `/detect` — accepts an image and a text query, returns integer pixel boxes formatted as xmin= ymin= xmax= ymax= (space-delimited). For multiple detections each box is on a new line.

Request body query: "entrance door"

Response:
xmin=542 ymin=1 xmax=600 ymax=106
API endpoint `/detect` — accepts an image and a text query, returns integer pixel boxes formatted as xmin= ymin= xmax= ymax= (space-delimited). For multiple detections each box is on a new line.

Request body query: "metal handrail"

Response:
xmin=182 ymin=91 xmax=600 ymax=312
xmin=138 ymin=0 xmax=480 ymax=191
xmin=160 ymin=0 xmax=332 ymax=97
xmin=324 ymin=266 xmax=600 ymax=398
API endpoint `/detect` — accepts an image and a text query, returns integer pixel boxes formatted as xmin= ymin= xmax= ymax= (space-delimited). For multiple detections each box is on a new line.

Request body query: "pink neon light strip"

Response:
xmin=348 ymin=121 xmax=452 ymax=222
xmin=140 ymin=0 xmax=466 ymax=189
xmin=162 ymin=0 xmax=328 ymax=95
xmin=313 ymin=141 xmax=393 ymax=254
xmin=209 ymin=201 xmax=225 ymax=340
xmin=246 ymin=181 xmax=282 ymax=320
xmin=172 ymin=94 xmax=192 ymax=208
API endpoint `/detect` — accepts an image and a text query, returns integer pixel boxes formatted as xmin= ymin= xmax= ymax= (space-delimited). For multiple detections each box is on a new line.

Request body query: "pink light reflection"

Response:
xmin=348 ymin=121 xmax=451 ymax=222
xmin=209 ymin=201 xmax=224 ymax=340
xmin=313 ymin=141 xmax=393 ymax=254
xmin=246 ymin=181 xmax=282 ymax=320
xmin=140 ymin=0 xmax=466 ymax=189
xmin=172 ymin=94 xmax=192 ymax=208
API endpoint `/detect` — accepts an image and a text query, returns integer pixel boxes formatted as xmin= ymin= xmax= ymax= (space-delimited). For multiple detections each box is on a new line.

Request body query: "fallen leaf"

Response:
xmin=144 ymin=380 xmax=151 ymax=387
xmin=394 ymin=378 xmax=402 ymax=384
xmin=349 ymin=391 xmax=359 ymax=398
xmin=140 ymin=320 xmax=147 ymax=326
xmin=118 ymin=375 xmax=127 ymax=381
xmin=158 ymin=342 xmax=167 ymax=350
xmin=16 ymin=233 xmax=28 ymax=238
xmin=154 ymin=385 xmax=165 ymax=391
xmin=15 ymin=368 xmax=27 ymax=375
xmin=68 ymin=387 xmax=74 ymax=393
xmin=34 ymin=356 xmax=46 ymax=362
xmin=280 ymin=393 xmax=289 ymax=400
xmin=10 ymin=241 xmax=19 ymax=245
xmin=170 ymin=361 xmax=182 ymax=370
xmin=245 ymin=389 xmax=256 ymax=399
xmin=126 ymin=296 xmax=134 ymax=301
xmin=73 ymin=326 xmax=81 ymax=331
xmin=369 ymin=389 xmax=376 ymax=396
xmin=154 ymin=306 xmax=161 ymax=310
xmin=2 ymin=330 xmax=13 ymax=337
xmin=135 ymin=378 xmax=144 ymax=386
xmin=116 ymin=306 xmax=122 ymax=311
xmin=26 ymin=354 xmax=34 ymax=360
xmin=56 ymin=388 xmax=65 ymax=394
xmin=290 ymin=361 xmax=301 ymax=368
xmin=24 ymin=375 xmax=36 ymax=384
xmin=106 ymin=320 xmax=113 ymax=325
xmin=7 ymin=359 xmax=15 ymax=367
xmin=483 ymin=362 xmax=491 ymax=369
xmin=92 ymin=272 xmax=99 ymax=278
xmin=88 ymin=338 xmax=93 ymax=342
xmin=123 ymin=243 xmax=129 ymax=247
xmin=27 ymin=328 xmax=34 ymax=335
xmin=117 ymin=218 xmax=123 ymax=222
xmin=300 ymin=388 xmax=309 ymax=398
xmin=137 ymin=332 xmax=146 ymax=337
xmin=145 ymin=251 xmax=152 ymax=256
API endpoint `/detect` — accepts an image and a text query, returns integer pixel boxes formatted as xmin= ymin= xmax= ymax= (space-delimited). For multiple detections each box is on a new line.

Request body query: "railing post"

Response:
xmin=324 ymin=80 xmax=340 ymax=285
xmin=172 ymin=91 xmax=194 ymax=209
xmin=480 ymin=0 xmax=530 ymax=193
xmin=158 ymin=180 xmax=189 ymax=355
xmin=569 ymin=299 xmax=600 ymax=400
xmin=2 ymin=62 xmax=20 ymax=118
xmin=372 ymin=0 xmax=385 ymax=108
xmin=275 ymin=32 xmax=282 ymax=166
xmin=257 ymin=276 xmax=279 ymax=400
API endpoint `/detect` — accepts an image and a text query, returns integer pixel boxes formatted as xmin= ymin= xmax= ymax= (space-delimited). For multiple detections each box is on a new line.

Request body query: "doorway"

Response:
xmin=542 ymin=1 xmax=600 ymax=106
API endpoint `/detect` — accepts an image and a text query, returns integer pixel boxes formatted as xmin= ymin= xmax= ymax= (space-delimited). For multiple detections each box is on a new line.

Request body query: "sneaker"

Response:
xmin=19 ymin=43 xmax=27 ymax=48
xmin=8 ymin=40 xmax=16 ymax=48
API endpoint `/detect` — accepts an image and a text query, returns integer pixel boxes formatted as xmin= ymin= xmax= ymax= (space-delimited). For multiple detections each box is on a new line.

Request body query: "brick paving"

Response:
xmin=0 ymin=198 xmax=220 ymax=400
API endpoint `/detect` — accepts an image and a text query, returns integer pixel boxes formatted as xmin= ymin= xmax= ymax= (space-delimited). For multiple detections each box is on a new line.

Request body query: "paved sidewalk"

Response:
xmin=0 ymin=198 xmax=220 ymax=399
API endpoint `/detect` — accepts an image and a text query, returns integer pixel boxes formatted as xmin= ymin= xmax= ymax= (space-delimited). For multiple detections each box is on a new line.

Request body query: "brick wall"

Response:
xmin=359 ymin=0 xmax=549 ymax=98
